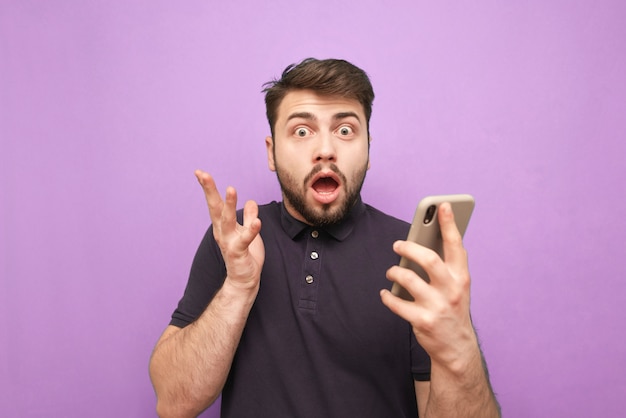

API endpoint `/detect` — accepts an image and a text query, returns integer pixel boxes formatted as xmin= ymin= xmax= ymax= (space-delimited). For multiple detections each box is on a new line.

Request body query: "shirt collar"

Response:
xmin=279 ymin=196 xmax=365 ymax=241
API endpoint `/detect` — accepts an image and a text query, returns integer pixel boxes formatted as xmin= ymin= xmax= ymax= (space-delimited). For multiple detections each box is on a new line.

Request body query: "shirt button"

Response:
xmin=305 ymin=275 xmax=314 ymax=284
xmin=310 ymin=251 xmax=319 ymax=260
xmin=311 ymin=230 xmax=319 ymax=238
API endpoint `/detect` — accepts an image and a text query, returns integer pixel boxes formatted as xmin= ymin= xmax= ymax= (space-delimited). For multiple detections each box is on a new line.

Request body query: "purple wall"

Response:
xmin=2 ymin=1 xmax=625 ymax=416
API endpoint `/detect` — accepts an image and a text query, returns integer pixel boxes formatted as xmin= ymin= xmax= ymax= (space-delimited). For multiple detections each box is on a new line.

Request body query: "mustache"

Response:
xmin=303 ymin=163 xmax=347 ymax=186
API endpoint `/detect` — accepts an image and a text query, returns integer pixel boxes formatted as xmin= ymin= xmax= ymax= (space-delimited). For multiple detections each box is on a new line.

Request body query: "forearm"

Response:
xmin=149 ymin=279 xmax=258 ymax=418
xmin=425 ymin=340 xmax=501 ymax=418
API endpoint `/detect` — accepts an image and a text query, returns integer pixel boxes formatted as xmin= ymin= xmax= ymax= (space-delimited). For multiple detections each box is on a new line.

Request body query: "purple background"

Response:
xmin=2 ymin=1 xmax=625 ymax=416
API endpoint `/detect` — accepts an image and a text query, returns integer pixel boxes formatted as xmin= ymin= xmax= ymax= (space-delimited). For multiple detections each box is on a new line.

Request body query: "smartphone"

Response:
xmin=390 ymin=194 xmax=475 ymax=301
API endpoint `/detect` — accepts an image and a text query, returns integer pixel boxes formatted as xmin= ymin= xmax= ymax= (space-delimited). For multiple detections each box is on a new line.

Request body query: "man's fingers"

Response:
xmin=219 ymin=186 xmax=239 ymax=236
xmin=195 ymin=170 xmax=241 ymax=235
xmin=438 ymin=202 xmax=468 ymax=270
xmin=241 ymin=200 xmax=262 ymax=244
xmin=380 ymin=288 xmax=428 ymax=327
xmin=195 ymin=170 xmax=261 ymax=251
xmin=242 ymin=199 xmax=259 ymax=227
xmin=392 ymin=240 xmax=451 ymax=290
xmin=195 ymin=170 xmax=224 ymax=225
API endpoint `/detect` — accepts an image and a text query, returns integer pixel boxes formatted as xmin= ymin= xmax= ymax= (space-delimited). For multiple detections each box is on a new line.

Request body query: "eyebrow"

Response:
xmin=286 ymin=111 xmax=361 ymax=123
xmin=333 ymin=112 xmax=361 ymax=122
xmin=287 ymin=112 xmax=316 ymax=122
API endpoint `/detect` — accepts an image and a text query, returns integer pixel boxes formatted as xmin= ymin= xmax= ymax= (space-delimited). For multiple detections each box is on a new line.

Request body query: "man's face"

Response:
xmin=266 ymin=89 xmax=370 ymax=226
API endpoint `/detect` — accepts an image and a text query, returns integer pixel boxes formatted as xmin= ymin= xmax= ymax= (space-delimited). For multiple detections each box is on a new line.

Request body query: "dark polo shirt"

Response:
xmin=171 ymin=198 xmax=431 ymax=417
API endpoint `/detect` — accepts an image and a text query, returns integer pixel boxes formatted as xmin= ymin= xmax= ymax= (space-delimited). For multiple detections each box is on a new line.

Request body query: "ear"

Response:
xmin=265 ymin=136 xmax=276 ymax=172
xmin=367 ymin=135 xmax=372 ymax=170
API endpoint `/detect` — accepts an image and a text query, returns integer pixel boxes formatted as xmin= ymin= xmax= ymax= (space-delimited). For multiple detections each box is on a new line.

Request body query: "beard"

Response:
xmin=275 ymin=161 xmax=368 ymax=227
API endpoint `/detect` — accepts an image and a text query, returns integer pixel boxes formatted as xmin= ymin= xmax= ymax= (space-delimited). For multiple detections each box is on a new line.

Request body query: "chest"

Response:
xmin=248 ymin=228 xmax=409 ymax=358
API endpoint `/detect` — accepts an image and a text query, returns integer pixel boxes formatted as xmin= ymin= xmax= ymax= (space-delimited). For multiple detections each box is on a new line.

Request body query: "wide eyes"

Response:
xmin=293 ymin=125 xmax=354 ymax=138
xmin=337 ymin=126 xmax=353 ymax=136
xmin=295 ymin=127 xmax=311 ymax=137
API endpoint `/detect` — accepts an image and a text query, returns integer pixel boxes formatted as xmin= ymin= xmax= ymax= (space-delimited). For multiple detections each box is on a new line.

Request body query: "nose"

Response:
xmin=314 ymin=132 xmax=336 ymax=163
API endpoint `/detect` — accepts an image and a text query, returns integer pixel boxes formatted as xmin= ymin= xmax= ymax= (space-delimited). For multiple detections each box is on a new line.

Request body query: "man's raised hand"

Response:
xmin=195 ymin=170 xmax=265 ymax=291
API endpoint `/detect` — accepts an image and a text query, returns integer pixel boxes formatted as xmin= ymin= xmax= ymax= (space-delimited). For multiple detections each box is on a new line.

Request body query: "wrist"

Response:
xmin=428 ymin=327 xmax=481 ymax=377
xmin=221 ymin=276 xmax=259 ymax=300
xmin=205 ymin=278 xmax=258 ymax=328
xmin=431 ymin=342 xmax=482 ymax=379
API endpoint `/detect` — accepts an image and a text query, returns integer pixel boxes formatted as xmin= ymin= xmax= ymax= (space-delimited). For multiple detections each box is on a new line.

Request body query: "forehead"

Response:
xmin=275 ymin=90 xmax=365 ymax=124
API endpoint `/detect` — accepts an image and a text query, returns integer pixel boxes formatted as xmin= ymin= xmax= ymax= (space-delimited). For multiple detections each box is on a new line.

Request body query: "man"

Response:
xmin=149 ymin=58 xmax=500 ymax=417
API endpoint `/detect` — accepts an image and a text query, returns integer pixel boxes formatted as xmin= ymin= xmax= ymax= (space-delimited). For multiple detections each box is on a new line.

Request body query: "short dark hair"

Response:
xmin=262 ymin=58 xmax=375 ymax=137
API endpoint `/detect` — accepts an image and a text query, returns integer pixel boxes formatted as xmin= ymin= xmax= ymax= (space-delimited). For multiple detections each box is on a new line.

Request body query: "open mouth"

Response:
xmin=312 ymin=176 xmax=339 ymax=194
xmin=310 ymin=171 xmax=341 ymax=204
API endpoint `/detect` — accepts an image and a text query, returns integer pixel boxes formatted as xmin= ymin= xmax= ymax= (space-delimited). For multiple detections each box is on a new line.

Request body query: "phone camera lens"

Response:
xmin=423 ymin=205 xmax=436 ymax=225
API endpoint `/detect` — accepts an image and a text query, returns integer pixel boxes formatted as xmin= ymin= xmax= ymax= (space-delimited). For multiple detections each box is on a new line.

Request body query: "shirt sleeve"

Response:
xmin=411 ymin=332 xmax=432 ymax=381
xmin=170 ymin=225 xmax=227 ymax=328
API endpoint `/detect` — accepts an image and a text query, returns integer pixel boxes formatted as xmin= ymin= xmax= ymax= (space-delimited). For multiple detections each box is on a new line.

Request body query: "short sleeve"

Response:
xmin=411 ymin=332 xmax=432 ymax=381
xmin=170 ymin=226 xmax=227 ymax=328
